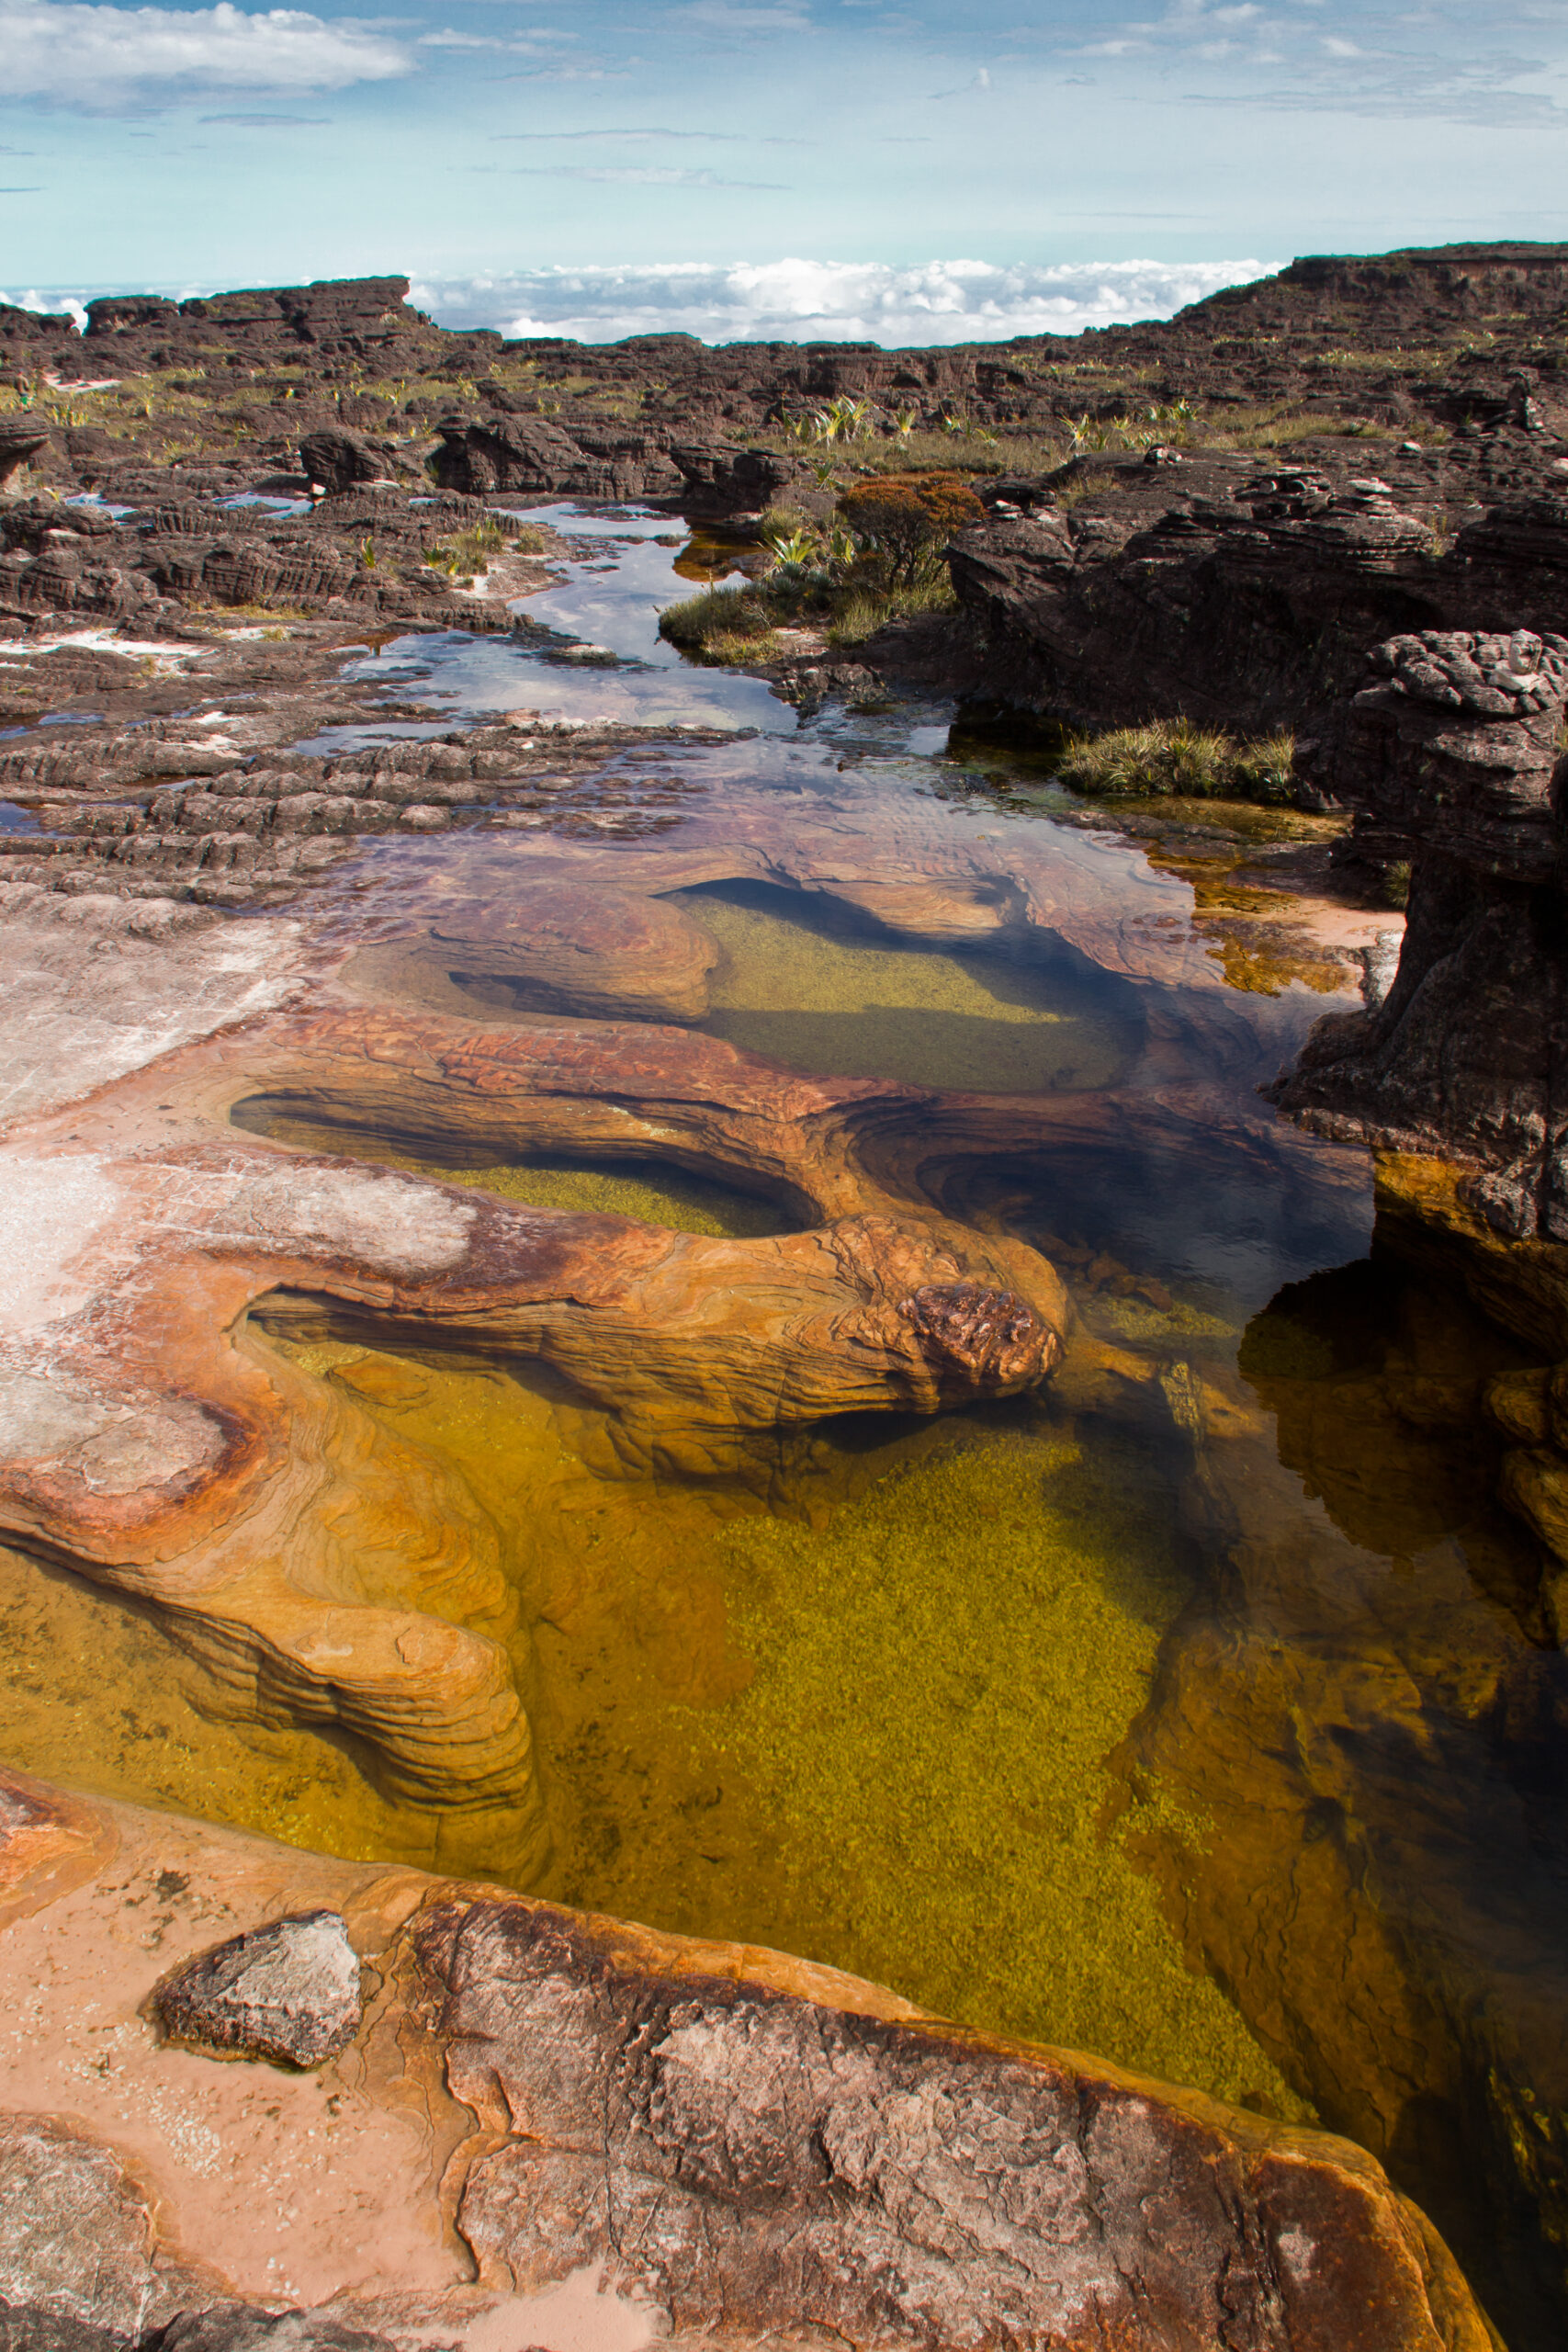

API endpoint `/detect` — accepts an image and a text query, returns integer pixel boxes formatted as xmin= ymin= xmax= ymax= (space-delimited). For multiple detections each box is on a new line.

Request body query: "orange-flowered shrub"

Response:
xmin=837 ymin=473 xmax=986 ymax=585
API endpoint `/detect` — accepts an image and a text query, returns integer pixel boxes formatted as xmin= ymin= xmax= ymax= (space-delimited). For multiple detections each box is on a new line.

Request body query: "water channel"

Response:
xmin=4 ymin=504 xmax=1565 ymax=2345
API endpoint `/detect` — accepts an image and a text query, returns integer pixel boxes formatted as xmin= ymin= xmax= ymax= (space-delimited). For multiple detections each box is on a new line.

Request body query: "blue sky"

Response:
xmin=3 ymin=0 xmax=1567 ymax=342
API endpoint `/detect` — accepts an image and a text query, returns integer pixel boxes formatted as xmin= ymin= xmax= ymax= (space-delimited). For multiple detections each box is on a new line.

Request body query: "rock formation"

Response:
xmin=6 ymin=243 xmax=1568 ymax=2345
xmin=0 ymin=1770 xmax=1496 ymax=2351
xmin=153 ymin=1911 xmax=363 ymax=2068
xmin=1270 ymin=627 xmax=1568 ymax=1240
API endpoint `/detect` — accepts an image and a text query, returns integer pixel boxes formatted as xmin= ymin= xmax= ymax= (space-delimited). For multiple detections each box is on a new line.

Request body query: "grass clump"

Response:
xmin=828 ymin=575 xmax=957 ymax=645
xmin=423 ymin=517 xmax=545 ymax=582
xmin=1056 ymin=719 xmax=1298 ymax=806
xmin=659 ymin=583 xmax=784 ymax=664
xmin=660 ymin=582 xmax=773 ymax=646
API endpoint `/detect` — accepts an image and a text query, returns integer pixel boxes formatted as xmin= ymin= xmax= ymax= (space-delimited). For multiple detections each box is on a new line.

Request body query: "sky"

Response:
xmin=2 ymin=0 xmax=1567 ymax=344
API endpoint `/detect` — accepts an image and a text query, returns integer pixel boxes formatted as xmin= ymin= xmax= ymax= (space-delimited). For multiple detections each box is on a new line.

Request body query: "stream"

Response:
xmin=5 ymin=505 xmax=1565 ymax=2346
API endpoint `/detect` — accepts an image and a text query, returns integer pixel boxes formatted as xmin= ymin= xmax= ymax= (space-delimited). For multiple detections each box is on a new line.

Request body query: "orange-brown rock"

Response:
xmin=0 ymin=985 xmax=1068 ymax=1871
xmin=419 ymin=882 xmax=721 ymax=1022
xmin=0 ymin=1768 xmax=1496 ymax=2352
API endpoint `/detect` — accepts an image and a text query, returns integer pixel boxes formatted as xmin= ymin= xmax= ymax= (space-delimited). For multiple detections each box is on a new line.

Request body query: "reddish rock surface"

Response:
xmin=0 ymin=1770 xmax=1497 ymax=2352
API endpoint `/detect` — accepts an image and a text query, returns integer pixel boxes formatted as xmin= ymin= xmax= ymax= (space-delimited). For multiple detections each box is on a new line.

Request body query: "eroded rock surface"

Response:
xmin=1270 ymin=627 xmax=1568 ymax=1240
xmin=0 ymin=1770 xmax=1496 ymax=2352
xmin=422 ymin=883 xmax=721 ymax=1021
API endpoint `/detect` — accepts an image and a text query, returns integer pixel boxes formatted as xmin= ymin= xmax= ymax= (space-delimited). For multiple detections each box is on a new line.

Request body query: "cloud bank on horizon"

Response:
xmin=6 ymin=257 xmax=1280 ymax=348
xmin=0 ymin=0 xmax=1564 ymax=295
xmin=408 ymin=258 xmax=1279 ymax=345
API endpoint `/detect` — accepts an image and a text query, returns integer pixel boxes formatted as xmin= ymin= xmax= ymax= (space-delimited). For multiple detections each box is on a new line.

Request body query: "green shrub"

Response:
xmin=1055 ymin=719 xmax=1297 ymax=805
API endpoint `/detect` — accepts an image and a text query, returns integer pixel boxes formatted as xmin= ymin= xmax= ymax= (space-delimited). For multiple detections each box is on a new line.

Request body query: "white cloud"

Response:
xmin=932 ymin=63 xmax=991 ymax=96
xmin=502 ymin=163 xmax=787 ymax=185
xmin=1 ymin=288 xmax=89 ymax=325
xmin=408 ymin=256 xmax=1276 ymax=346
xmin=418 ymin=26 xmax=577 ymax=46
xmin=0 ymin=0 xmax=412 ymax=106
xmin=672 ymin=0 xmax=812 ymax=26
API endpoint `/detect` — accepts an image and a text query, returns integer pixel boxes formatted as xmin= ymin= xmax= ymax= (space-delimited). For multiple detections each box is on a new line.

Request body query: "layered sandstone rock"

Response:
xmin=420 ymin=884 xmax=721 ymax=1021
xmin=0 ymin=935 xmax=1069 ymax=1875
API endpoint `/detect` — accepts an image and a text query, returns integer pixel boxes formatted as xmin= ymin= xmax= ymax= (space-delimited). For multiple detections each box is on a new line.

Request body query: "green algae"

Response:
xmin=241 ymin=1113 xmax=785 ymax=1238
xmin=1089 ymin=1293 xmax=1237 ymax=1347
xmin=417 ymin=1154 xmax=783 ymax=1237
xmin=278 ymin=1331 xmax=1308 ymax=2120
xmin=681 ymin=883 xmax=1138 ymax=1094
xmin=677 ymin=1415 xmax=1312 ymax=2113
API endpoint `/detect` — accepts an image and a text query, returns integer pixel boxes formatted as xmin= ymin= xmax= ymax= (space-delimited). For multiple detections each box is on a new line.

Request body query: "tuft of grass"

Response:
xmin=1055 ymin=719 xmax=1298 ymax=806
xmin=699 ymin=628 xmax=786 ymax=665
xmin=423 ymin=518 xmax=545 ymax=579
xmin=827 ymin=575 xmax=957 ymax=646
xmin=659 ymin=583 xmax=777 ymax=657
xmin=1053 ymin=469 xmax=1120 ymax=510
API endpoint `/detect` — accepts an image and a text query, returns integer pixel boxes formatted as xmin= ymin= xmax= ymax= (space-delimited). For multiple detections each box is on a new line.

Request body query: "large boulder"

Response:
xmin=297 ymin=425 xmax=388 ymax=494
xmin=0 ymin=1771 xmax=1501 ymax=2352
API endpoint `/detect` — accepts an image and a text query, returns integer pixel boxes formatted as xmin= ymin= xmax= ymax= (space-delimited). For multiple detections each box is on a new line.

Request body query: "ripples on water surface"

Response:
xmin=5 ymin=504 xmax=1565 ymax=2345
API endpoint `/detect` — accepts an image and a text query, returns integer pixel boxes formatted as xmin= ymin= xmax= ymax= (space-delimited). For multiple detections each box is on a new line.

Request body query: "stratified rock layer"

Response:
xmin=1271 ymin=627 xmax=1568 ymax=1239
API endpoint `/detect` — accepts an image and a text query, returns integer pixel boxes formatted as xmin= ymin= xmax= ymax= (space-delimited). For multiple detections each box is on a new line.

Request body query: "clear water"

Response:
xmin=4 ymin=503 xmax=1564 ymax=2346
xmin=332 ymin=503 xmax=791 ymax=732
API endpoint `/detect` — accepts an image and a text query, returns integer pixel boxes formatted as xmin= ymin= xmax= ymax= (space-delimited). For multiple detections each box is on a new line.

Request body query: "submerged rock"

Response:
xmin=152 ymin=1911 xmax=363 ymax=2069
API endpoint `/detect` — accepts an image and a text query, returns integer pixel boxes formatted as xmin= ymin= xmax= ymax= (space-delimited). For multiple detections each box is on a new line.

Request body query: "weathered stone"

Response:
xmin=0 ymin=424 xmax=49 ymax=490
xmin=152 ymin=1912 xmax=363 ymax=2069
xmin=0 ymin=2305 xmax=133 ymax=2350
xmin=1270 ymin=628 xmax=1568 ymax=1239
xmin=418 ymin=1894 xmax=1489 ymax=2352
xmin=0 ymin=2115 xmax=216 ymax=2340
xmin=297 ymin=428 xmax=386 ymax=495
xmin=149 ymin=2309 xmax=397 ymax=2349
xmin=425 ymin=884 xmax=721 ymax=1021
xmin=0 ymin=1775 xmax=1500 ymax=2352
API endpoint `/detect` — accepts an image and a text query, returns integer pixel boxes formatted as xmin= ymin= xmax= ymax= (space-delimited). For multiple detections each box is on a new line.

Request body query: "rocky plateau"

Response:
xmin=3 ymin=243 xmax=1568 ymax=2350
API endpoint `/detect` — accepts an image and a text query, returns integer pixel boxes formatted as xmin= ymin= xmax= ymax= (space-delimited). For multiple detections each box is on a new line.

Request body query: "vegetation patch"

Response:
xmin=660 ymin=472 xmax=979 ymax=662
xmin=423 ymin=517 xmax=545 ymax=583
xmin=1055 ymin=719 xmax=1298 ymax=806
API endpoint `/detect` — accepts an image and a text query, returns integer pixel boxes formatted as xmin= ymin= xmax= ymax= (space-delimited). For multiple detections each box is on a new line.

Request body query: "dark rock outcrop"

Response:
xmin=945 ymin=450 xmax=1568 ymax=741
xmin=297 ymin=426 xmax=389 ymax=494
xmin=152 ymin=1911 xmax=363 ymax=2068
xmin=1270 ymin=628 xmax=1568 ymax=1239
xmin=0 ymin=424 xmax=48 ymax=490
xmin=432 ymin=411 xmax=686 ymax=502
